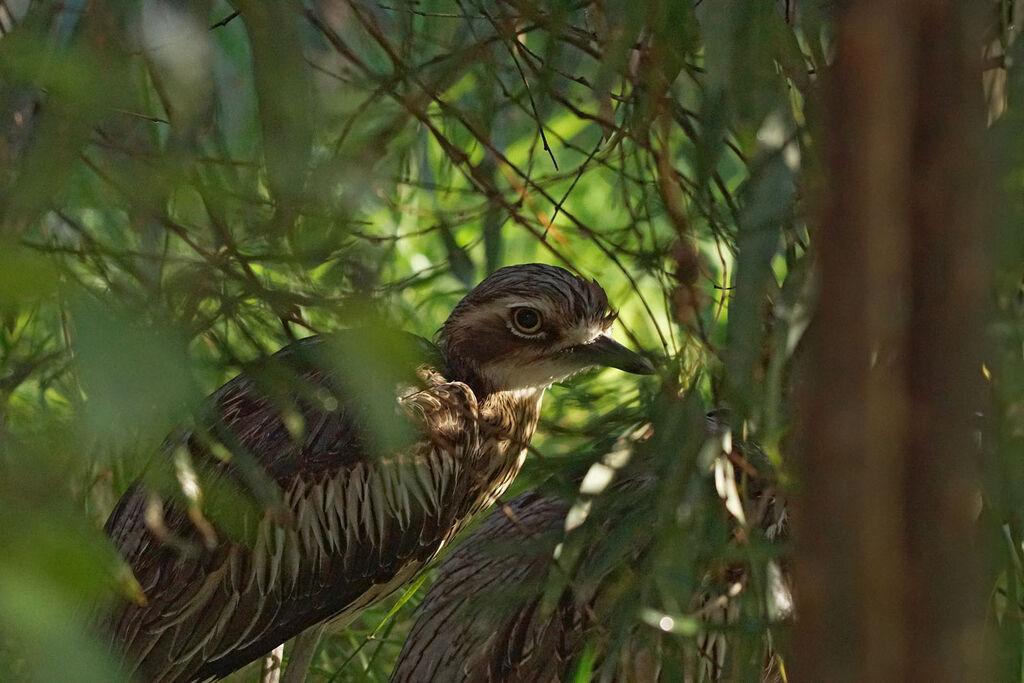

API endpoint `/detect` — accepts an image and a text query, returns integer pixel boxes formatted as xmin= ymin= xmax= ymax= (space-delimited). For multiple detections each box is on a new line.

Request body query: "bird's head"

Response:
xmin=438 ymin=264 xmax=654 ymax=396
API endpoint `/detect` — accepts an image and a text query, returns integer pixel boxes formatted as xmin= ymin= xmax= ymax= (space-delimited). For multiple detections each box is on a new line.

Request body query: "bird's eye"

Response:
xmin=511 ymin=307 xmax=543 ymax=335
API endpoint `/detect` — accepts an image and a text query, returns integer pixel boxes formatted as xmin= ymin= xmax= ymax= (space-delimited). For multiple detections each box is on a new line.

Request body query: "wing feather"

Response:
xmin=104 ymin=333 xmax=477 ymax=682
xmin=390 ymin=490 xmax=570 ymax=683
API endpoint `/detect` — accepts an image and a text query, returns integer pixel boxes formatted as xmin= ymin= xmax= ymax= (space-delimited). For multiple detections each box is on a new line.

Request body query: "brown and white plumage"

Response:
xmin=389 ymin=475 xmax=656 ymax=683
xmin=103 ymin=264 xmax=652 ymax=682
xmin=391 ymin=416 xmax=791 ymax=683
xmin=390 ymin=489 xmax=574 ymax=683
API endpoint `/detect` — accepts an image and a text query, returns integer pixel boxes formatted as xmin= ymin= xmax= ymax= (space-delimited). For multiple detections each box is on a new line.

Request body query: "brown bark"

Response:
xmin=794 ymin=1 xmax=989 ymax=681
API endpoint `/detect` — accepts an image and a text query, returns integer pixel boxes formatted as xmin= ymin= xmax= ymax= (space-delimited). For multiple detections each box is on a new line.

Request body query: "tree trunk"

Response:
xmin=794 ymin=1 xmax=990 ymax=680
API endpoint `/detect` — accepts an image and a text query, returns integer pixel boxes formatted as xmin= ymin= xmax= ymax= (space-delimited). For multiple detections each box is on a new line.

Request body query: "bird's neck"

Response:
xmin=462 ymin=386 xmax=545 ymax=515
xmin=437 ymin=350 xmax=549 ymax=513
xmin=440 ymin=353 xmax=493 ymax=400
xmin=439 ymin=347 xmax=545 ymax=452
xmin=479 ymin=386 xmax=545 ymax=441
xmin=440 ymin=353 xmax=546 ymax=439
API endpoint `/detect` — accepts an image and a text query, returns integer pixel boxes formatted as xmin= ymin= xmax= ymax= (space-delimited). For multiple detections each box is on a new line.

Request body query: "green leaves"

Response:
xmin=725 ymin=151 xmax=794 ymax=418
xmin=71 ymin=298 xmax=197 ymax=450
xmin=0 ymin=515 xmax=124 ymax=682
xmin=0 ymin=10 xmax=127 ymax=232
xmin=236 ymin=0 xmax=314 ymax=234
xmin=699 ymin=0 xmax=792 ymax=148
xmin=313 ymin=325 xmax=421 ymax=456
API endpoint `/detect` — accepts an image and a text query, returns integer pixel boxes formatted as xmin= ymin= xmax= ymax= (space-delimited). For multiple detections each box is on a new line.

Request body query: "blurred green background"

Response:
xmin=0 ymin=0 xmax=1022 ymax=680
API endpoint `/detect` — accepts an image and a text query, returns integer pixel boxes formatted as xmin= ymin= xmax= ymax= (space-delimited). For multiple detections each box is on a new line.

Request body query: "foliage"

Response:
xmin=0 ymin=0 xmax=1020 ymax=681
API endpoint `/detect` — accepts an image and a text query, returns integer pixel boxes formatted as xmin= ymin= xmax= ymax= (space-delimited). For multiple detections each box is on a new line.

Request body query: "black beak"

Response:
xmin=572 ymin=334 xmax=655 ymax=375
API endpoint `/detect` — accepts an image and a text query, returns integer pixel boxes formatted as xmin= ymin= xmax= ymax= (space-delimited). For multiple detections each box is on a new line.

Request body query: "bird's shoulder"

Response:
xmin=398 ymin=366 xmax=478 ymax=421
xmin=189 ymin=329 xmax=462 ymax=483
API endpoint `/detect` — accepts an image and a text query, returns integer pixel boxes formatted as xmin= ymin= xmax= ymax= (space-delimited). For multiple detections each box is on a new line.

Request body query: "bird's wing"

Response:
xmin=104 ymin=332 xmax=479 ymax=682
xmin=390 ymin=490 xmax=576 ymax=683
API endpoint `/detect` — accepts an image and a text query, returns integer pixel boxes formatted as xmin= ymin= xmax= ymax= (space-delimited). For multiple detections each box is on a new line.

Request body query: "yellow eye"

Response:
xmin=511 ymin=307 xmax=543 ymax=334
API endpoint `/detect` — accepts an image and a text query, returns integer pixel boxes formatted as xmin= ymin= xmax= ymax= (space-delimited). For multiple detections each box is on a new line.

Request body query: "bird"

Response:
xmin=391 ymin=415 xmax=791 ymax=683
xmin=102 ymin=263 xmax=653 ymax=682
xmin=389 ymin=487 xmax=576 ymax=682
